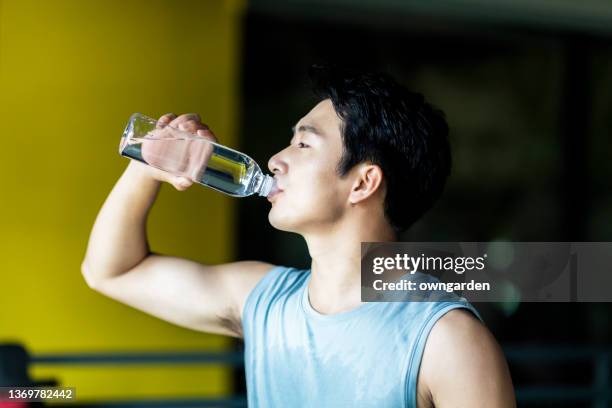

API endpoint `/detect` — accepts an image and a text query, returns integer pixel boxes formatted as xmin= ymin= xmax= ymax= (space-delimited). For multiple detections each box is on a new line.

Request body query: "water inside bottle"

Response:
xmin=122 ymin=134 xmax=260 ymax=196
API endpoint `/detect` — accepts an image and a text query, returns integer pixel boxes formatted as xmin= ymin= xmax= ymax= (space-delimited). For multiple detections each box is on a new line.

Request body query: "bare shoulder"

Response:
xmin=417 ymin=309 xmax=516 ymax=408
xmin=214 ymin=260 xmax=276 ymax=316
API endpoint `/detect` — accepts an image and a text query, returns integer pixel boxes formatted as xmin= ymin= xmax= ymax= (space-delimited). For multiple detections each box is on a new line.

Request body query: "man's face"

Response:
xmin=267 ymin=99 xmax=354 ymax=234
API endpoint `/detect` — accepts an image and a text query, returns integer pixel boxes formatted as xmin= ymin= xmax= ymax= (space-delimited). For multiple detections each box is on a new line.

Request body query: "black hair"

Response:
xmin=309 ymin=65 xmax=451 ymax=234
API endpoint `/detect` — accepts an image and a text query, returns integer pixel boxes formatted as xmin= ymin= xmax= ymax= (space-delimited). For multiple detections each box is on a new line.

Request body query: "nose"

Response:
xmin=268 ymin=150 xmax=287 ymax=175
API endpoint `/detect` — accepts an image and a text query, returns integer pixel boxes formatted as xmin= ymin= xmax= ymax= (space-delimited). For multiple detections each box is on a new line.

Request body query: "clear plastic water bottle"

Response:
xmin=119 ymin=113 xmax=275 ymax=197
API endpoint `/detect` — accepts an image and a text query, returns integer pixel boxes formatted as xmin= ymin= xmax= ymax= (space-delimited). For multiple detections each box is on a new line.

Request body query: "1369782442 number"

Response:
xmin=1 ymin=387 xmax=75 ymax=401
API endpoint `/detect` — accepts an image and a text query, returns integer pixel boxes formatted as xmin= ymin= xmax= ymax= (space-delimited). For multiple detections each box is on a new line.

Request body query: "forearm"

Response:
xmin=82 ymin=161 xmax=161 ymax=283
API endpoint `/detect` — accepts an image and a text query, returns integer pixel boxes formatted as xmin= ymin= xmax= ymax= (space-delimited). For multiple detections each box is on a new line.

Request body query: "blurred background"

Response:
xmin=1 ymin=0 xmax=611 ymax=407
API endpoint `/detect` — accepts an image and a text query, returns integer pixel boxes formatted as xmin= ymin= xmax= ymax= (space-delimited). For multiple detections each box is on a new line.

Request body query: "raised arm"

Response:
xmin=81 ymin=113 xmax=273 ymax=338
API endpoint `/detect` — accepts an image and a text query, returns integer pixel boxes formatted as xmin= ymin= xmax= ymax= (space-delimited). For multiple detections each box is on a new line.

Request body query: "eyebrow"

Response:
xmin=291 ymin=124 xmax=324 ymax=137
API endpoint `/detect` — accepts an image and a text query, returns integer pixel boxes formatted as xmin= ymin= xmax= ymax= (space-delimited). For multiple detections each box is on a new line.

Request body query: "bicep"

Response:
xmin=91 ymin=255 xmax=273 ymax=338
xmin=419 ymin=309 xmax=516 ymax=408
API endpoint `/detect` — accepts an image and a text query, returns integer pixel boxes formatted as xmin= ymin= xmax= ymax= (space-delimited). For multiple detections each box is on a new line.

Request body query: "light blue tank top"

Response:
xmin=242 ymin=266 xmax=483 ymax=407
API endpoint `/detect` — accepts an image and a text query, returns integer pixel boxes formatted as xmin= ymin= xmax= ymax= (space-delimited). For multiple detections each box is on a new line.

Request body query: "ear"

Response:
xmin=348 ymin=164 xmax=384 ymax=205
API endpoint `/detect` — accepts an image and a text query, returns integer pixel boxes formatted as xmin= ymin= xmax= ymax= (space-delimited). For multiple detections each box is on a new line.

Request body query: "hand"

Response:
xmin=138 ymin=113 xmax=218 ymax=191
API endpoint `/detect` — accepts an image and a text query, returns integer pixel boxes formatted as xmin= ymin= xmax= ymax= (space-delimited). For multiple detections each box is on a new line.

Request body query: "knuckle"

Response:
xmin=198 ymin=129 xmax=216 ymax=139
xmin=177 ymin=113 xmax=195 ymax=122
xmin=157 ymin=113 xmax=176 ymax=127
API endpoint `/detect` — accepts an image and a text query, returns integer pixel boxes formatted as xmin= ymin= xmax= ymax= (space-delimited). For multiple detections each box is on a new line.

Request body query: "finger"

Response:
xmin=170 ymin=113 xmax=201 ymax=128
xmin=179 ymin=120 xmax=214 ymax=138
xmin=177 ymin=119 xmax=201 ymax=132
xmin=173 ymin=176 xmax=193 ymax=191
xmin=196 ymin=128 xmax=218 ymax=142
xmin=157 ymin=113 xmax=177 ymax=128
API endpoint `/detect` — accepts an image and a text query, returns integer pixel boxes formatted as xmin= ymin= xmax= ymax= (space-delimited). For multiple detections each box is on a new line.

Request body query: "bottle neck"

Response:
xmin=255 ymin=173 xmax=275 ymax=197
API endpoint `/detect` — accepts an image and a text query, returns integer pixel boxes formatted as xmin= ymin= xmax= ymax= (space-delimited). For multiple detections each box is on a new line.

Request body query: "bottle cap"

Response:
xmin=257 ymin=175 xmax=276 ymax=197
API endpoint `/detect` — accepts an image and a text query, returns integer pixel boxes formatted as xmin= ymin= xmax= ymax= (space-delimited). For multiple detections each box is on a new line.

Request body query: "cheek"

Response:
xmin=268 ymin=154 xmax=351 ymax=228
xmin=294 ymin=161 xmax=336 ymax=196
xmin=291 ymin=165 xmax=347 ymax=213
xmin=268 ymin=182 xmax=349 ymax=232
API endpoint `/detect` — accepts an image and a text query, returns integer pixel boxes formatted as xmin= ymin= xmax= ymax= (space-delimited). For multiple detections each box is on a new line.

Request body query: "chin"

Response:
xmin=268 ymin=207 xmax=303 ymax=233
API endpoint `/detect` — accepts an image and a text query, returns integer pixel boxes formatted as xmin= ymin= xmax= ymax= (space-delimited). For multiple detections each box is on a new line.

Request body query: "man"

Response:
xmin=82 ymin=66 xmax=516 ymax=407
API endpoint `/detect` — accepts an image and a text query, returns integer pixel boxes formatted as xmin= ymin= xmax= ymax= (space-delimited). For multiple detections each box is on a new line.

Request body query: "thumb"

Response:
xmin=172 ymin=176 xmax=193 ymax=191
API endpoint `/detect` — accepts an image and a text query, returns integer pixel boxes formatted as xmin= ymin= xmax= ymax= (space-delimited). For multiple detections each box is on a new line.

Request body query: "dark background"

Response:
xmin=235 ymin=2 xmax=612 ymax=406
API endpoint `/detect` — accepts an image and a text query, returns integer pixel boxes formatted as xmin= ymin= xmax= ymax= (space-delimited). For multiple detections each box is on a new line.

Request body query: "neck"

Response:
xmin=303 ymin=218 xmax=396 ymax=315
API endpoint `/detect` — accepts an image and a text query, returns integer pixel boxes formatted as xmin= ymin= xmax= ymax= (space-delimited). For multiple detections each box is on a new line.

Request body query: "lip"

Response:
xmin=267 ymin=186 xmax=284 ymax=203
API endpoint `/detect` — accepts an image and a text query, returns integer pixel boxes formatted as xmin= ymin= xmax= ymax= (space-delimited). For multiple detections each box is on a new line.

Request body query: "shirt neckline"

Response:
xmin=300 ymin=271 xmax=378 ymax=322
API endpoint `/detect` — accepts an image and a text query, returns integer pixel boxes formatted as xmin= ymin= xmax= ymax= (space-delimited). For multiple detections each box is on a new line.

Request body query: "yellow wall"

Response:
xmin=0 ymin=0 xmax=244 ymax=400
